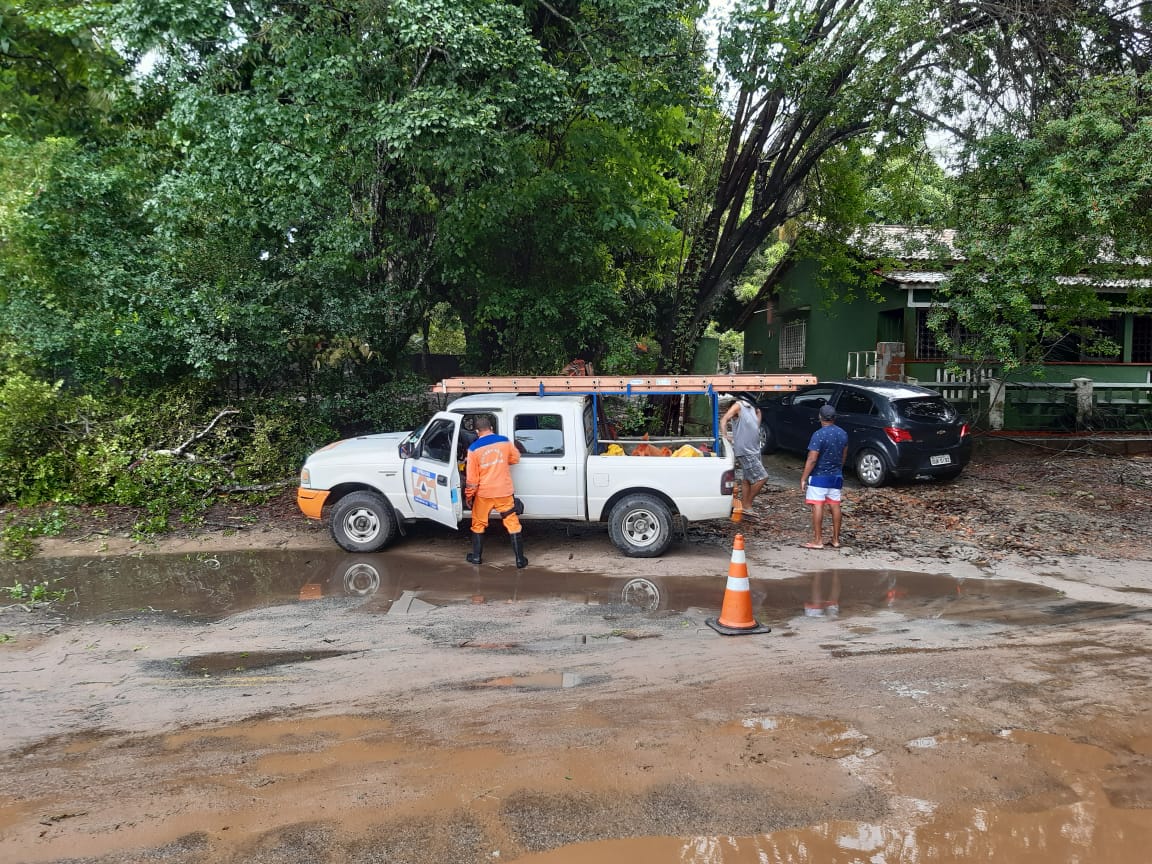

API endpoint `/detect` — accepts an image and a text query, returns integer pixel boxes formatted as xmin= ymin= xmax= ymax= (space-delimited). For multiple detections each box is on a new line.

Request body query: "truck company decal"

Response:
xmin=411 ymin=467 xmax=438 ymax=510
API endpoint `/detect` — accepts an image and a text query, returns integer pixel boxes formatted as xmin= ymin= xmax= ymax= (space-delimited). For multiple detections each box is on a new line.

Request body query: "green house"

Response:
xmin=737 ymin=227 xmax=1152 ymax=431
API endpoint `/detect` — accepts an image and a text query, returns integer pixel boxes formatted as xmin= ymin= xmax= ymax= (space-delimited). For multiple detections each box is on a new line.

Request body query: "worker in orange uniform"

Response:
xmin=464 ymin=415 xmax=528 ymax=568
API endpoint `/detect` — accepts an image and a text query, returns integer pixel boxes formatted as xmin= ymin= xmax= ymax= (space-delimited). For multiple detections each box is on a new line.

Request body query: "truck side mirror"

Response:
xmin=398 ymin=442 xmax=414 ymax=459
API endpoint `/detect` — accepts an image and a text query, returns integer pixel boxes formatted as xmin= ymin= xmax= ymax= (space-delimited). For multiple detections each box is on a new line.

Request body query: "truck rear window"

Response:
xmin=514 ymin=414 xmax=565 ymax=456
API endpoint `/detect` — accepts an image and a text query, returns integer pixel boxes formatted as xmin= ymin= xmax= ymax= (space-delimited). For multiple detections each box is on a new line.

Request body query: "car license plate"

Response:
xmin=930 ymin=454 xmax=952 ymax=466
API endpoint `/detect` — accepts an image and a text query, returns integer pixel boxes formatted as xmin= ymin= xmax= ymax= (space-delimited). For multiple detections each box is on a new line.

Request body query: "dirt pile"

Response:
xmin=738 ymin=447 xmax=1152 ymax=563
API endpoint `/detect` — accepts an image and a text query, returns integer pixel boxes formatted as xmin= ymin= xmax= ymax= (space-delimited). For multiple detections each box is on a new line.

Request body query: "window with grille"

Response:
xmin=915 ymin=310 xmax=946 ymax=360
xmin=1042 ymin=317 xmax=1124 ymax=362
xmin=1079 ymin=318 xmax=1123 ymax=361
xmin=914 ymin=309 xmax=981 ymax=360
xmin=779 ymin=319 xmax=807 ymax=369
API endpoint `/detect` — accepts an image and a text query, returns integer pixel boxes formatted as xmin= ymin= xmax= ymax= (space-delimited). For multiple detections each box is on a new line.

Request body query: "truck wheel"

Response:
xmin=329 ymin=492 xmax=398 ymax=553
xmin=620 ymin=577 xmax=662 ymax=613
xmin=338 ymin=558 xmax=384 ymax=597
xmin=608 ymin=494 xmax=674 ymax=558
xmin=854 ymin=448 xmax=889 ymax=488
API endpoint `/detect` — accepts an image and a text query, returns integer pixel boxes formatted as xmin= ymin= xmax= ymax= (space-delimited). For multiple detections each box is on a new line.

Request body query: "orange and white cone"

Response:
xmin=706 ymin=534 xmax=772 ymax=636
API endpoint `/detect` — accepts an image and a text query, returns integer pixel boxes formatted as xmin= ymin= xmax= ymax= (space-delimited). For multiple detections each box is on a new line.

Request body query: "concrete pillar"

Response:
xmin=1072 ymin=377 xmax=1094 ymax=428
xmin=987 ymin=379 xmax=1005 ymax=431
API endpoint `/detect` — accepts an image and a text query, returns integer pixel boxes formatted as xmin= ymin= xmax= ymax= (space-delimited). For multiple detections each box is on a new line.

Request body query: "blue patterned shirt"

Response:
xmin=807 ymin=424 xmax=848 ymax=484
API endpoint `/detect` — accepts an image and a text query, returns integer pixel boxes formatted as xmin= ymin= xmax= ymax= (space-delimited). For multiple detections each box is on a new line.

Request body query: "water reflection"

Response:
xmin=517 ymin=799 xmax=1151 ymax=862
xmin=804 ymin=572 xmax=841 ymax=618
xmin=516 ymin=728 xmax=1152 ymax=863
xmin=8 ymin=551 xmax=1131 ymax=629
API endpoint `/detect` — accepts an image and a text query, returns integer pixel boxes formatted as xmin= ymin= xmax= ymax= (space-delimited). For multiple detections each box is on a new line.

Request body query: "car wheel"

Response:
xmin=759 ymin=423 xmax=777 ymax=454
xmin=329 ymin=491 xmax=398 ymax=553
xmin=854 ymin=448 xmax=889 ymax=488
xmin=607 ymin=494 xmax=674 ymax=558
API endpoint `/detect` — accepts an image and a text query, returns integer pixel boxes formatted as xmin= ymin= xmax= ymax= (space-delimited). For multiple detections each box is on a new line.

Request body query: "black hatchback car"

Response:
xmin=757 ymin=380 xmax=972 ymax=487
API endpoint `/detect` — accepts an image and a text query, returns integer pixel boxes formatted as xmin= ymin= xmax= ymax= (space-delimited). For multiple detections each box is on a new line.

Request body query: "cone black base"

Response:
xmin=706 ymin=617 xmax=772 ymax=636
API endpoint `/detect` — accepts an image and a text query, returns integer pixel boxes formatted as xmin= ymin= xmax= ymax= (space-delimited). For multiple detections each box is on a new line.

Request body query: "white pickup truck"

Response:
xmin=299 ymin=375 xmax=820 ymax=557
xmin=297 ymin=391 xmax=738 ymax=557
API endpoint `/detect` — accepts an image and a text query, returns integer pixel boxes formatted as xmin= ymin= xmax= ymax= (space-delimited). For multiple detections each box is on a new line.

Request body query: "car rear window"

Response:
xmin=894 ymin=397 xmax=957 ymax=423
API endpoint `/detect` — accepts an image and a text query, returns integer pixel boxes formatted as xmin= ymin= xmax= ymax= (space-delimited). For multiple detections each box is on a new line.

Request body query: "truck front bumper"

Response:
xmin=296 ymin=488 xmax=330 ymax=520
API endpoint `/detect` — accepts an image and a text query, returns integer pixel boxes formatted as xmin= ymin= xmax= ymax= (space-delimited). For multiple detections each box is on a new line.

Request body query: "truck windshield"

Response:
xmin=403 ymin=422 xmax=428 ymax=447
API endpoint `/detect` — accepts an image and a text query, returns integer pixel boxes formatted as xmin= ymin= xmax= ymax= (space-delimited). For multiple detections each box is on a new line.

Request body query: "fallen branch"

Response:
xmin=211 ymin=480 xmax=295 ymax=494
xmin=151 ymin=409 xmax=240 ymax=461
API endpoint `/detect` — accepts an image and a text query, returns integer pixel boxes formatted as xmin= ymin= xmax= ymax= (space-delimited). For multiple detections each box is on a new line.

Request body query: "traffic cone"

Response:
xmin=706 ymin=534 xmax=772 ymax=636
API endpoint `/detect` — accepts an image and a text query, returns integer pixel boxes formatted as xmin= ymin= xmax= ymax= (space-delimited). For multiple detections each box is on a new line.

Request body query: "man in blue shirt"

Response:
xmin=799 ymin=403 xmax=848 ymax=549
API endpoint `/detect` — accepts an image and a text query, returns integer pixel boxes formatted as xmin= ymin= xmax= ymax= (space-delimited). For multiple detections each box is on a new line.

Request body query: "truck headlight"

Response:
xmin=300 ymin=467 xmax=311 ymax=488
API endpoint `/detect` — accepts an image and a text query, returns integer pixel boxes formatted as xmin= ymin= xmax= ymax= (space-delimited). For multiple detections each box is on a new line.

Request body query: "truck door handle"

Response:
xmin=437 ymin=475 xmax=447 ymax=486
xmin=553 ymin=466 xmax=567 ymax=472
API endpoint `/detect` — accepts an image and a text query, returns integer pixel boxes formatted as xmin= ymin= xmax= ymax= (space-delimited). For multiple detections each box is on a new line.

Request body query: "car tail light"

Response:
xmin=721 ymin=469 xmax=735 ymax=495
xmin=960 ymin=423 xmax=970 ymax=437
xmin=884 ymin=426 xmax=913 ymax=443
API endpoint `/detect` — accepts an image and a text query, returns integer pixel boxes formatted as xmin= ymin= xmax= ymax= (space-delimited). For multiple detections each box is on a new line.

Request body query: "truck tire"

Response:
xmin=608 ymin=494 xmax=674 ymax=558
xmin=329 ymin=491 xmax=398 ymax=553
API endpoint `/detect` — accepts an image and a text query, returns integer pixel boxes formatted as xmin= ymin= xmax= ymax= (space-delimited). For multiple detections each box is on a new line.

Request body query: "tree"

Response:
xmin=661 ymin=0 xmax=955 ymax=371
xmin=660 ymin=0 xmax=1152 ymax=373
xmin=107 ymin=0 xmax=707 ymax=379
xmin=932 ymin=71 xmax=1152 ymax=371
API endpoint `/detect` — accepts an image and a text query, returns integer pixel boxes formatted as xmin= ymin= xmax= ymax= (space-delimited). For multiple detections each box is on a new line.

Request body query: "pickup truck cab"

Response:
xmin=297 ymin=392 xmax=737 ymax=557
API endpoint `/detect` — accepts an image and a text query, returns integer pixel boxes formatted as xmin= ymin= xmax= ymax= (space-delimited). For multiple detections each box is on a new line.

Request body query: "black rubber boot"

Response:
xmin=510 ymin=533 xmax=528 ymax=569
xmin=466 ymin=532 xmax=483 ymax=565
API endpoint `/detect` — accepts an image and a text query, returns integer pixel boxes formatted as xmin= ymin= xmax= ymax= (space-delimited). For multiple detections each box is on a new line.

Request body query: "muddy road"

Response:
xmin=2 ymin=507 xmax=1151 ymax=864
xmin=5 ymin=439 xmax=1152 ymax=864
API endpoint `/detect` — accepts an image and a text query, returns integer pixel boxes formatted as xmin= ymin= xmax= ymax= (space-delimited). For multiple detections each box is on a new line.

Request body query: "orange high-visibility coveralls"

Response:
xmin=465 ymin=432 xmax=522 ymax=534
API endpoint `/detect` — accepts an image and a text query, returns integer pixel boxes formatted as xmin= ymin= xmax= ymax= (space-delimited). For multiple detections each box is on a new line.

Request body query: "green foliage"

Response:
xmin=864 ymin=146 xmax=955 ymax=227
xmin=0 ymin=1 xmax=128 ymax=140
xmin=312 ymin=373 xmax=432 ymax=436
xmin=0 ymin=370 xmax=343 ymax=508
xmin=0 ymin=370 xmax=68 ymax=499
xmin=937 ymin=72 xmax=1152 ymax=371
xmin=732 ymin=243 xmax=790 ymax=304
xmin=0 ymin=508 xmax=68 ymax=560
xmin=1 ymin=580 xmax=68 ymax=602
xmin=704 ymin=323 xmax=743 ymax=371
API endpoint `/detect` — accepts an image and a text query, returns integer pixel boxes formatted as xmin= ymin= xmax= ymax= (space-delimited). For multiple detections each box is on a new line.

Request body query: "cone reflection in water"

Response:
xmin=706 ymin=534 xmax=771 ymax=636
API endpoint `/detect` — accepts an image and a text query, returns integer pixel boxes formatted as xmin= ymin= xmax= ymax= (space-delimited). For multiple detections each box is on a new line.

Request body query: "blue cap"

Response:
xmin=819 ymin=404 xmax=836 ymax=420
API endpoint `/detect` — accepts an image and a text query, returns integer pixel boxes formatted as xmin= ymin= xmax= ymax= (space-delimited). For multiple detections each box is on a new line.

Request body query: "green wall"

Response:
xmin=743 ymin=258 xmax=904 ymax=379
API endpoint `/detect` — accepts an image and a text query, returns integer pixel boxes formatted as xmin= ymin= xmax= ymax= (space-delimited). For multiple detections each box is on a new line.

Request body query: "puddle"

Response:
xmin=738 ymin=714 xmax=869 ymax=759
xmin=511 ymin=726 xmax=1152 ymax=862
xmin=156 ymin=649 xmax=353 ymax=677
xmin=7 ymin=552 xmax=1149 ymax=629
xmin=472 ymin=672 xmax=587 ymax=690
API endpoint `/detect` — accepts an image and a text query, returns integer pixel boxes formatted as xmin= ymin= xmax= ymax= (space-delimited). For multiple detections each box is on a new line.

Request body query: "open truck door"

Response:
xmin=401 ymin=411 xmax=463 ymax=530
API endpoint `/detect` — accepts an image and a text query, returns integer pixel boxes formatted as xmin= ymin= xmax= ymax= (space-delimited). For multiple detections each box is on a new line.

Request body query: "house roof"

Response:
xmin=884 ymin=270 xmax=1152 ymax=290
xmin=851 ymin=225 xmax=960 ymax=262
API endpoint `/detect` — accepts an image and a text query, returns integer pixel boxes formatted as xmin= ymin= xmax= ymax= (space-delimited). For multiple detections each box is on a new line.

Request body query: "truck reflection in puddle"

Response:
xmin=300 ymin=555 xmax=675 ymax=616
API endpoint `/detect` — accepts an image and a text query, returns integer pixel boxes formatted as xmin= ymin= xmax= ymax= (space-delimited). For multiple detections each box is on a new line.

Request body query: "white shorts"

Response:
xmin=806 ymin=485 xmax=842 ymax=504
